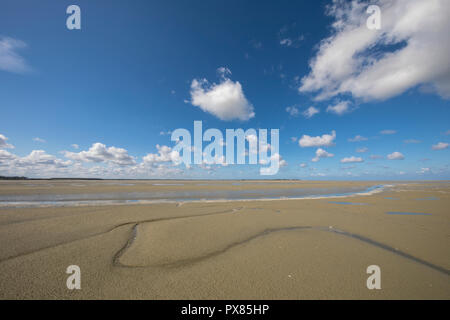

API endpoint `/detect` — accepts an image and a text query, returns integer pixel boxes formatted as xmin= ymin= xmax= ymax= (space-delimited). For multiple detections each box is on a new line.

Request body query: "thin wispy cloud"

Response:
xmin=341 ymin=156 xmax=364 ymax=163
xmin=0 ymin=37 xmax=31 ymax=74
xmin=326 ymin=101 xmax=351 ymax=115
xmin=356 ymin=147 xmax=368 ymax=153
xmin=432 ymin=142 xmax=448 ymax=150
xmin=404 ymin=139 xmax=421 ymax=144
xmin=286 ymin=106 xmax=299 ymax=117
xmin=348 ymin=135 xmax=367 ymax=142
xmin=33 ymin=137 xmax=46 ymax=143
xmin=0 ymin=134 xmax=14 ymax=149
xmin=302 ymin=106 xmax=319 ymax=119
xmin=387 ymin=152 xmax=405 ymax=160
xmin=380 ymin=130 xmax=397 ymax=135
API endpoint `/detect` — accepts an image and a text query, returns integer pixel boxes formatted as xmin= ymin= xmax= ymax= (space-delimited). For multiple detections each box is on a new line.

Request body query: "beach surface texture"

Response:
xmin=0 ymin=180 xmax=448 ymax=299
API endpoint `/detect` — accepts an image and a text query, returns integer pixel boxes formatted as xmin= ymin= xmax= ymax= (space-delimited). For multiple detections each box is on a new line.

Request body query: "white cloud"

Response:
xmin=418 ymin=167 xmax=430 ymax=174
xmin=356 ymin=147 xmax=368 ymax=153
xmin=33 ymin=137 xmax=46 ymax=143
xmin=312 ymin=148 xmax=334 ymax=162
xmin=286 ymin=105 xmax=299 ymax=116
xmin=143 ymin=145 xmax=182 ymax=165
xmin=258 ymin=153 xmax=287 ymax=168
xmin=0 ymin=37 xmax=30 ymax=74
xmin=310 ymin=172 xmax=326 ymax=177
xmin=348 ymin=135 xmax=367 ymax=142
xmin=0 ymin=150 xmax=16 ymax=161
xmin=302 ymin=106 xmax=320 ymax=118
xmin=279 ymin=32 xmax=305 ymax=48
xmin=280 ymin=38 xmax=293 ymax=47
xmin=299 ymin=130 xmax=336 ymax=147
xmin=300 ymin=162 xmax=308 ymax=168
xmin=71 ymin=144 xmax=79 ymax=149
xmin=387 ymin=151 xmax=405 ymax=160
xmin=0 ymin=134 xmax=14 ymax=149
xmin=299 ymin=0 xmax=450 ymax=101
xmin=370 ymin=154 xmax=383 ymax=160
xmin=380 ymin=130 xmax=397 ymax=135
xmin=217 ymin=67 xmax=232 ymax=78
xmin=64 ymin=143 xmax=136 ymax=166
xmin=432 ymin=142 xmax=449 ymax=150
xmin=15 ymin=150 xmax=72 ymax=168
xmin=190 ymin=68 xmax=255 ymax=121
xmin=326 ymin=100 xmax=351 ymax=115
xmin=341 ymin=156 xmax=364 ymax=163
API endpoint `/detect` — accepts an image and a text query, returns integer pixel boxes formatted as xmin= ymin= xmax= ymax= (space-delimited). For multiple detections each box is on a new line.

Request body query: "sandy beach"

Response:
xmin=0 ymin=180 xmax=448 ymax=299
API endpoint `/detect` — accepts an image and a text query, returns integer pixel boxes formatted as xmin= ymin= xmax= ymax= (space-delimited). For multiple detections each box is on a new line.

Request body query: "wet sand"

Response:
xmin=0 ymin=180 xmax=448 ymax=299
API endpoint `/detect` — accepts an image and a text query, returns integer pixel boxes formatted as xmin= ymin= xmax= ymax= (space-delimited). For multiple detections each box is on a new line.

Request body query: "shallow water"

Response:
xmin=415 ymin=197 xmax=439 ymax=201
xmin=386 ymin=212 xmax=432 ymax=216
xmin=0 ymin=184 xmax=385 ymax=208
xmin=327 ymin=201 xmax=368 ymax=205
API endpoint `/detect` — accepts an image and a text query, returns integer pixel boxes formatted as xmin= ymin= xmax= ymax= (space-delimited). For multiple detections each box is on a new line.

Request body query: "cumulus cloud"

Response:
xmin=143 ymin=144 xmax=182 ymax=165
xmin=326 ymin=100 xmax=351 ymax=115
xmin=387 ymin=151 xmax=405 ymax=160
xmin=0 ymin=134 xmax=14 ymax=149
xmin=64 ymin=143 xmax=136 ymax=166
xmin=341 ymin=156 xmax=364 ymax=163
xmin=348 ymin=135 xmax=367 ymax=142
xmin=14 ymin=150 xmax=72 ymax=168
xmin=0 ymin=37 xmax=31 ymax=74
xmin=299 ymin=0 xmax=450 ymax=101
xmin=312 ymin=148 xmax=334 ymax=162
xmin=302 ymin=106 xmax=320 ymax=118
xmin=0 ymin=144 xmax=197 ymax=179
xmin=432 ymin=142 xmax=449 ymax=150
xmin=0 ymin=149 xmax=16 ymax=161
xmin=299 ymin=130 xmax=336 ymax=147
xmin=286 ymin=105 xmax=299 ymax=116
xmin=190 ymin=68 xmax=255 ymax=121
xmin=0 ymin=149 xmax=74 ymax=177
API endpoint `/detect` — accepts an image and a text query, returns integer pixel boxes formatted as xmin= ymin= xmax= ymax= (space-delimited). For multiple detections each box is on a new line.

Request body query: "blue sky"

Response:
xmin=0 ymin=0 xmax=449 ymax=179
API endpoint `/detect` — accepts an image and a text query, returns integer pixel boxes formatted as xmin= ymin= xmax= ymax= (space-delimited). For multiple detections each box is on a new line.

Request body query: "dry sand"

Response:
xmin=0 ymin=180 xmax=448 ymax=299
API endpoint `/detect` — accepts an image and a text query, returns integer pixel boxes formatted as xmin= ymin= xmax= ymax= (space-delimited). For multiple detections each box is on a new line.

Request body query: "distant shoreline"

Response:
xmin=0 ymin=176 xmax=303 ymax=181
